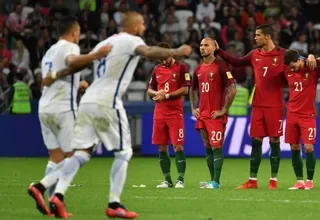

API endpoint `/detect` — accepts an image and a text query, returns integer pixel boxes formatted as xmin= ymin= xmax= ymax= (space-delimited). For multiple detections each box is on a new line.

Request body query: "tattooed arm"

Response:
xmin=222 ymin=83 xmax=237 ymax=112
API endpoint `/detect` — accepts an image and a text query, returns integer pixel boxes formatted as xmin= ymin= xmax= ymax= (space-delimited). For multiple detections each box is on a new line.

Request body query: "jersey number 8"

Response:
xmin=164 ymin=82 xmax=169 ymax=92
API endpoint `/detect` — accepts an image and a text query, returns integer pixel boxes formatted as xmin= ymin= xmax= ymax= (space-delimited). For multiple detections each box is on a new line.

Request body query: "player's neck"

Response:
xmin=261 ymin=42 xmax=276 ymax=52
xmin=60 ymin=35 xmax=74 ymax=43
xmin=202 ymin=55 xmax=215 ymax=65
xmin=170 ymin=59 xmax=176 ymax=67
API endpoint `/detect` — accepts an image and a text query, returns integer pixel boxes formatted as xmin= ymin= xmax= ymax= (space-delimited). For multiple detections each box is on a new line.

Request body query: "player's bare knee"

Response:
xmin=290 ymin=144 xmax=300 ymax=151
xmin=158 ymin=145 xmax=168 ymax=152
xmin=114 ymin=148 xmax=133 ymax=162
xmin=304 ymin=144 xmax=314 ymax=153
xmin=64 ymin=151 xmax=74 ymax=158
xmin=173 ymin=145 xmax=183 ymax=152
xmin=48 ymin=148 xmax=65 ymax=163
xmin=270 ymin=137 xmax=280 ymax=143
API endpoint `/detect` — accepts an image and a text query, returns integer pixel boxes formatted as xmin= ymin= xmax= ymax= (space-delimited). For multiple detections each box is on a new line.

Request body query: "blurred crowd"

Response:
xmin=0 ymin=0 xmax=320 ymax=101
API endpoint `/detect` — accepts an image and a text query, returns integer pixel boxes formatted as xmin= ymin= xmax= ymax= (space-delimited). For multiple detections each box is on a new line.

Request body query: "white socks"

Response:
xmin=109 ymin=149 xmax=133 ymax=203
xmin=44 ymin=161 xmax=58 ymax=198
xmin=40 ymin=159 xmax=66 ymax=188
xmin=54 ymin=151 xmax=90 ymax=195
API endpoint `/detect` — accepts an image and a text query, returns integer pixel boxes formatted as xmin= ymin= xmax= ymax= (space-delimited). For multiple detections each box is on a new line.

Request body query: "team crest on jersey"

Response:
xmin=272 ymin=57 xmax=278 ymax=66
xmin=304 ymin=72 xmax=309 ymax=80
xmin=172 ymin=73 xmax=176 ymax=81
xmin=209 ymin=72 xmax=214 ymax=81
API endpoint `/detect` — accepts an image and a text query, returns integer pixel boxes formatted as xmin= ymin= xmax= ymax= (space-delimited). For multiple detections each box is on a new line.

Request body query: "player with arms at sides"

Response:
xmin=27 ymin=15 xmax=111 ymax=216
xmin=215 ymin=24 xmax=317 ymax=189
xmin=189 ymin=38 xmax=237 ymax=189
xmin=283 ymin=49 xmax=320 ymax=190
xmin=147 ymin=42 xmax=191 ymax=189
xmin=28 ymin=11 xmax=191 ymax=219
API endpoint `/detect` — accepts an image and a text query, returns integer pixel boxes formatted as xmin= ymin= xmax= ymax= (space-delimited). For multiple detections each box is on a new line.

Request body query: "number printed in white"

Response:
xmin=294 ymin=82 xmax=303 ymax=92
xmin=308 ymin=127 xmax=316 ymax=140
xmin=164 ymin=82 xmax=170 ymax=92
xmin=278 ymin=120 xmax=283 ymax=133
xmin=178 ymin=128 xmax=184 ymax=139
xmin=211 ymin=131 xmax=222 ymax=143
xmin=263 ymin=66 xmax=268 ymax=77
xmin=201 ymin=82 xmax=210 ymax=92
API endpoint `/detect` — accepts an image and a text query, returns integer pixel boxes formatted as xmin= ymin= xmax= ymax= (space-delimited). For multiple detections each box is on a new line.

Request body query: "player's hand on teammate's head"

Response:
xmin=94 ymin=44 xmax=113 ymax=59
xmin=177 ymin=45 xmax=192 ymax=57
xmin=42 ymin=72 xmax=55 ymax=87
xmin=306 ymin=54 xmax=317 ymax=70
xmin=214 ymin=40 xmax=219 ymax=51
xmin=211 ymin=108 xmax=227 ymax=119
xmin=192 ymin=108 xmax=200 ymax=118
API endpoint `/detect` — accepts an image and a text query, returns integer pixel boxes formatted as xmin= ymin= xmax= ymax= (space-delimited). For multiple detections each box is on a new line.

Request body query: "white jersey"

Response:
xmin=80 ymin=32 xmax=146 ymax=109
xmin=39 ymin=40 xmax=81 ymax=113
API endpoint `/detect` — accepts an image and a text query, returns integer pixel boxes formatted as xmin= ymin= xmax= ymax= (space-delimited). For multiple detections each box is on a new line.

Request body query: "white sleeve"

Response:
xmin=63 ymin=43 xmax=80 ymax=61
xmin=129 ymin=36 xmax=146 ymax=55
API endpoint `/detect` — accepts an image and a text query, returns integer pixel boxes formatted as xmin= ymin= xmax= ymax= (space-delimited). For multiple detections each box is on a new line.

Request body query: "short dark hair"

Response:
xmin=284 ymin=49 xmax=300 ymax=65
xmin=58 ymin=15 xmax=79 ymax=36
xmin=158 ymin=42 xmax=171 ymax=49
xmin=256 ymin=24 xmax=274 ymax=39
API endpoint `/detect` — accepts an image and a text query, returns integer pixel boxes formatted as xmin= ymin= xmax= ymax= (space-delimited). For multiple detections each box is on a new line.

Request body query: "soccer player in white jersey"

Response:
xmin=27 ymin=15 xmax=112 ymax=216
xmin=29 ymin=11 xmax=191 ymax=219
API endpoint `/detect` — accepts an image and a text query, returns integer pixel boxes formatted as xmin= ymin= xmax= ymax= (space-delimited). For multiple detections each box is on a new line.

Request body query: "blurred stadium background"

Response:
xmin=2 ymin=1 xmax=320 ymax=220
xmin=1 ymin=0 xmax=320 ymax=156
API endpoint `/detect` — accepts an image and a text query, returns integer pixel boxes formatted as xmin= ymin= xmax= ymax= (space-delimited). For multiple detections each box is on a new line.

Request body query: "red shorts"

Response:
xmin=250 ymin=106 xmax=284 ymax=138
xmin=285 ymin=112 xmax=316 ymax=144
xmin=152 ymin=115 xmax=184 ymax=145
xmin=195 ymin=117 xmax=227 ymax=147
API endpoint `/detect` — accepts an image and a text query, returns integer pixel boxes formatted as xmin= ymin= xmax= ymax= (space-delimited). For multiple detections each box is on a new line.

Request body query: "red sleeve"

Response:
xmin=178 ymin=62 xmax=191 ymax=87
xmin=218 ymin=49 xmax=253 ymax=67
xmin=148 ymin=67 xmax=158 ymax=90
xmin=216 ymin=59 xmax=236 ymax=86
xmin=191 ymin=66 xmax=199 ymax=90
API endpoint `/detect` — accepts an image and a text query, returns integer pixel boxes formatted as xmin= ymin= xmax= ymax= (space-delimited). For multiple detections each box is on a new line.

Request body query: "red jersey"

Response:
xmin=149 ymin=61 xmax=190 ymax=119
xmin=285 ymin=66 xmax=320 ymax=117
xmin=218 ymin=47 xmax=286 ymax=107
xmin=191 ymin=59 xmax=235 ymax=119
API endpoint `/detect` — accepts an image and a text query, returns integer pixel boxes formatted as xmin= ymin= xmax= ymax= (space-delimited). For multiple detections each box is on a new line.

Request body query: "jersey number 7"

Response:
xmin=263 ymin=66 xmax=268 ymax=77
xmin=45 ymin=62 xmax=53 ymax=72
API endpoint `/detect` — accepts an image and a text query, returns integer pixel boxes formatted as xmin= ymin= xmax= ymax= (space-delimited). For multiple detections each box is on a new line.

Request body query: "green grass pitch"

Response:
xmin=0 ymin=157 xmax=319 ymax=220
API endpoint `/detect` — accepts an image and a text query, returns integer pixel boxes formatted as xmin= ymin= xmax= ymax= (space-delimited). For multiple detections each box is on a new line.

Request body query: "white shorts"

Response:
xmin=71 ymin=103 xmax=131 ymax=151
xmin=39 ymin=111 xmax=76 ymax=152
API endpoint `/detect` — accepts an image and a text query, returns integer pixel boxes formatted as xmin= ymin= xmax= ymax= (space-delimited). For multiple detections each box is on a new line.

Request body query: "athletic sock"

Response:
xmin=270 ymin=142 xmax=281 ymax=178
xmin=175 ymin=150 xmax=186 ymax=182
xmin=205 ymin=147 xmax=214 ymax=181
xmin=291 ymin=150 xmax=303 ymax=180
xmin=213 ymin=148 xmax=224 ymax=184
xmin=306 ymin=151 xmax=316 ymax=180
xmin=250 ymin=139 xmax=262 ymax=178
xmin=159 ymin=151 xmax=172 ymax=184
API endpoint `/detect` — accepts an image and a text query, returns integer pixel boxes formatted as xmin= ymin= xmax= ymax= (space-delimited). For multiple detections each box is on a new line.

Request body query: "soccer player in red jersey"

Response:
xmin=283 ymin=49 xmax=320 ymax=190
xmin=148 ymin=42 xmax=191 ymax=188
xmin=190 ymin=38 xmax=237 ymax=189
xmin=215 ymin=24 xmax=317 ymax=189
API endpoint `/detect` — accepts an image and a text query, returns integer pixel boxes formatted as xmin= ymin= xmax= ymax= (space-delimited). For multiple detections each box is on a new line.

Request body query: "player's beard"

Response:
xmin=202 ymin=53 xmax=214 ymax=58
